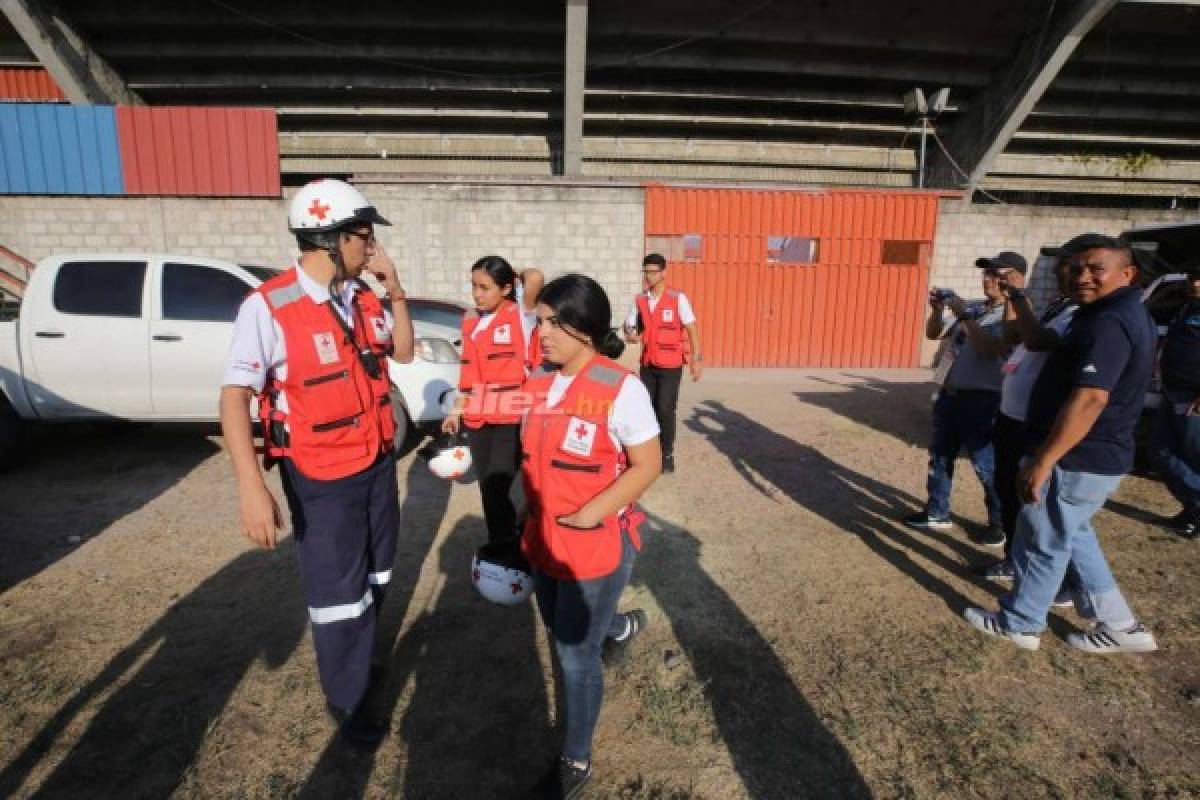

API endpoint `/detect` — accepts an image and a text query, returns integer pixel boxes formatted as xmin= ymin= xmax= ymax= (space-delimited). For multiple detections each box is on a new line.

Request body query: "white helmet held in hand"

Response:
xmin=288 ymin=179 xmax=389 ymax=234
xmin=427 ymin=432 xmax=472 ymax=480
xmin=471 ymin=549 xmax=533 ymax=605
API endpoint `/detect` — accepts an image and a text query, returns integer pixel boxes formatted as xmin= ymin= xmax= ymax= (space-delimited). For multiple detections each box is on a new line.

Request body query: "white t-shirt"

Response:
xmin=999 ymin=303 xmax=1077 ymax=422
xmin=543 ymin=371 xmax=660 ymax=450
xmin=221 ymin=265 xmax=393 ymax=416
xmin=624 ymin=289 xmax=696 ymax=330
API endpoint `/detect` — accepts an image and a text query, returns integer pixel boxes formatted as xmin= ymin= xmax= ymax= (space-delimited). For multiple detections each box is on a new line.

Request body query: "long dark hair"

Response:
xmin=538 ymin=273 xmax=624 ymax=359
xmin=470 ymin=255 xmax=517 ymax=300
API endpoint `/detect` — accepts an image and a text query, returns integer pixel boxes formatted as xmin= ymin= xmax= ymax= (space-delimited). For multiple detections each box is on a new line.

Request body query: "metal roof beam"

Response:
xmin=0 ymin=0 xmax=141 ymax=104
xmin=924 ymin=0 xmax=1117 ymax=193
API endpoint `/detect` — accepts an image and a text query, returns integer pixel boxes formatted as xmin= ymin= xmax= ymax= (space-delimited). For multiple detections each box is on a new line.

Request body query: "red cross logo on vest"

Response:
xmin=308 ymin=198 xmax=331 ymax=221
xmin=574 ymin=423 xmax=589 ymax=439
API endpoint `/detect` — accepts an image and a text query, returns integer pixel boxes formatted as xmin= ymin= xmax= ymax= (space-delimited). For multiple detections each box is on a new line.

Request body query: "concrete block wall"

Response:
xmin=363 ymin=182 xmax=646 ymax=316
xmin=0 ymin=196 xmax=293 ymax=267
xmin=931 ymin=203 xmax=1196 ymax=308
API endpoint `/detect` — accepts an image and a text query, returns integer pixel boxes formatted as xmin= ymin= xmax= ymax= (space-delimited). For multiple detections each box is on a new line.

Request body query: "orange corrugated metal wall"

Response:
xmin=644 ymin=186 xmax=939 ymax=368
xmin=115 ymin=106 xmax=281 ymax=197
xmin=0 ymin=68 xmax=65 ymax=102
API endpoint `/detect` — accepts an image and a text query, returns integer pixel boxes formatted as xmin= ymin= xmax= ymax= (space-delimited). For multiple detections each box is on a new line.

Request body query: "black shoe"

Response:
xmin=533 ymin=756 xmax=592 ymax=800
xmin=602 ymin=609 xmax=647 ymax=667
xmin=662 ymin=454 xmax=675 ymax=474
xmin=327 ymin=702 xmax=387 ymax=749
xmin=974 ymin=524 xmax=1006 ymax=549
xmin=1184 ymin=511 xmax=1200 ymax=540
xmin=902 ymin=511 xmax=951 ymax=531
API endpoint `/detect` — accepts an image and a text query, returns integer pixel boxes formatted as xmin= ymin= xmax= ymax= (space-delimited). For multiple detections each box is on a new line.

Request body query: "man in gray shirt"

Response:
xmin=904 ymin=251 xmax=1021 ymax=544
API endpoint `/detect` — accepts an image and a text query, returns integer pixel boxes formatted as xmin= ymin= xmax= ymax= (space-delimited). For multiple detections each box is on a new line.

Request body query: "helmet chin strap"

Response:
xmin=324 ymin=241 xmax=349 ymax=309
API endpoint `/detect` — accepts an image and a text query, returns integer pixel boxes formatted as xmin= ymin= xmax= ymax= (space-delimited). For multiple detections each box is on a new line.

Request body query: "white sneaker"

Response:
xmin=963 ymin=607 xmax=1040 ymax=651
xmin=1067 ymin=622 xmax=1158 ymax=654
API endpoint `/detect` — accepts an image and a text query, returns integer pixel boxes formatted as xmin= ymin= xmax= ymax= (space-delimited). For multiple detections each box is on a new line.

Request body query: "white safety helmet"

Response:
xmin=427 ymin=432 xmax=472 ymax=480
xmin=471 ymin=550 xmax=533 ymax=605
xmin=288 ymin=178 xmax=389 ymax=235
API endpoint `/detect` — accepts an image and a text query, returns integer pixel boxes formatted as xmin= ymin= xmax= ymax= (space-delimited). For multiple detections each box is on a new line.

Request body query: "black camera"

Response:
xmin=930 ymin=288 xmax=957 ymax=302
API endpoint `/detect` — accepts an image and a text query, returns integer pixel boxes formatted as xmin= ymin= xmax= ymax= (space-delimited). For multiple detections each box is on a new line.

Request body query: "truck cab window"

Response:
xmin=162 ymin=263 xmax=252 ymax=322
xmin=53 ymin=261 xmax=146 ymax=317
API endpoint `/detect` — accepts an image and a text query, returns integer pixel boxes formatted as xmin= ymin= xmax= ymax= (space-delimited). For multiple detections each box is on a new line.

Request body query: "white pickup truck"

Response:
xmin=0 ymin=254 xmax=463 ymax=469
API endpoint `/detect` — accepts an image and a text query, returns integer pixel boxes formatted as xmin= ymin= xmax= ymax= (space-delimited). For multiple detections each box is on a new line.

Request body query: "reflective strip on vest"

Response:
xmin=267 ymin=282 xmax=305 ymax=310
xmin=308 ymin=589 xmax=375 ymax=625
xmin=586 ymin=363 xmax=623 ymax=387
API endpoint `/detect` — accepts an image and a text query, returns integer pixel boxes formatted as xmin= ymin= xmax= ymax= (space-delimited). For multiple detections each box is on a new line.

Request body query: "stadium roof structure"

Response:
xmin=2 ymin=0 xmax=1198 ymax=203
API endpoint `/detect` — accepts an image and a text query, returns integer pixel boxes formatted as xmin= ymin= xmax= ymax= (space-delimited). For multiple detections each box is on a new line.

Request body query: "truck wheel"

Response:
xmin=0 ymin=395 xmax=26 ymax=471
xmin=390 ymin=388 xmax=419 ymax=459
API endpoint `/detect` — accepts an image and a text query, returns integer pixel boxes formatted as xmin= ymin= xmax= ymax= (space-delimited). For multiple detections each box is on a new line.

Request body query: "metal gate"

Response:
xmin=644 ymin=186 xmax=940 ymax=368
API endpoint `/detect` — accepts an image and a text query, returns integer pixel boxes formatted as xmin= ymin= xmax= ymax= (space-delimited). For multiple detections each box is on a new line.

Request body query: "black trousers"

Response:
xmin=465 ymin=422 xmax=522 ymax=554
xmin=992 ymin=412 xmax=1025 ymax=558
xmin=280 ymin=452 xmax=398 ymax=713
xmin=640 ymin=365 xmax=683 ymax=458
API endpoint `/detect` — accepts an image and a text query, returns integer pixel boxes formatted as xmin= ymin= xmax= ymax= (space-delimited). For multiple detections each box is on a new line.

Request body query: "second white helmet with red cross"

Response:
xmin=427 ymin=431 xmax=473 ymax=480
xmin=288 ymin=179 xmax=389 ymax=234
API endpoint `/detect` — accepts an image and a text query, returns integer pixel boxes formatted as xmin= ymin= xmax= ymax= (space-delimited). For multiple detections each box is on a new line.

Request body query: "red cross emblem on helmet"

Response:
xmin=308 ymin=198 xmax=331 ymax=221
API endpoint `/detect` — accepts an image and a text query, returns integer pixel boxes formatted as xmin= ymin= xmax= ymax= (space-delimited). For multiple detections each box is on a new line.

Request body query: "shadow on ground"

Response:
xmin=0 ymin=544 xmax=305 ymax=799
xmin=793 ymin=374 xmax=933 ymax=450
xmin=0 ymin=422 xmax=219 ymax=595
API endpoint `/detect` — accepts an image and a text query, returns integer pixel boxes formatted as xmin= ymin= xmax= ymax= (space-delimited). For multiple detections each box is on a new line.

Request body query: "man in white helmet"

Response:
xmin=219 ymin=179 xmax=414 ymax=747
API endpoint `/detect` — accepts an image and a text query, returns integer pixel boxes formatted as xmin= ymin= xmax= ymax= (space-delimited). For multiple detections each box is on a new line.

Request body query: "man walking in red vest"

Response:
xmin=623 ymin=253 xmax=703 ymax=474
xmin=219 ymin=179 xmax=414 ymax=747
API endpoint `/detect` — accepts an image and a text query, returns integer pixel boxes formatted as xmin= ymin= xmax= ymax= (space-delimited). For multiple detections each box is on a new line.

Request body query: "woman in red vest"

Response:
xmin=443 ymin=256 xmax=543 ymax=565
xmin=521 ymin=274 xmax=662 ymax=799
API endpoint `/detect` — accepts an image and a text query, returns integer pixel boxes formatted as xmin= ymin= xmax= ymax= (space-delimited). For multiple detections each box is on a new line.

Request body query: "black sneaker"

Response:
xmin=662 ymin=454 xmax=675 ymax=474
xmin=974 ymin=524 xmax=1006 ymax=549
xmin=602 ymin=609 xmax=647 ymax=667
xmin=975 ymin=560 xmax=1015 ymax=583
xmin=533 ymin=756 xmax=592 ymax=800
xmin=1182 ymin=509 xmax=1200 ymax=540
xmin=327 ymin=702 xmax=388 ymax=749
xmin=902 ymin=511 xmax=951 ymax=531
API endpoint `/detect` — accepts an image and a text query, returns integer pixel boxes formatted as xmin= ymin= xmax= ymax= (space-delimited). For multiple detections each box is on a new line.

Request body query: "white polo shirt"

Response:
xmin=221 ymin=265 xmax=393 ymax=415
xmin=624 ymin=289 xmax=696 ymax=330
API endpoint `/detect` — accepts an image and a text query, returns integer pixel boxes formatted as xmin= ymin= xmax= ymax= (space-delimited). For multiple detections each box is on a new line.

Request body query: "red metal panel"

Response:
xmin=115 ymin=106 xmax=279 ymax=196
xmin=0 ymin=68 xmax=65 ymax=101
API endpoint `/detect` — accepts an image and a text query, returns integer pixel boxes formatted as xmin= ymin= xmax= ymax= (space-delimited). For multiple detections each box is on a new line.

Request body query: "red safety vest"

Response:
xmin=460 ymin=300 xmax=539 ymax=427
xmin=636 ymin=288 xmax=687 ymax=369
xmin=520 ymin=356 xmax=645 ymax=580
xmin=257 ymin=269 xmax=396 ymax=481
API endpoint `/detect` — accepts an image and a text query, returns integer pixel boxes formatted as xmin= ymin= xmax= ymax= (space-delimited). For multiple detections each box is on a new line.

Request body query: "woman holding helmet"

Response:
xmin=520 ymin=274 xmax=661 ymax=799
xmin=442 ymin=256 xmax=543 ymax=569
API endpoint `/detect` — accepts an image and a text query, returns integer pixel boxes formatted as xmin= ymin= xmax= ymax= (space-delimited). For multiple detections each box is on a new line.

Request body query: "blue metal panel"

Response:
xmin=0 ymin=103 xmax=124 ymax=195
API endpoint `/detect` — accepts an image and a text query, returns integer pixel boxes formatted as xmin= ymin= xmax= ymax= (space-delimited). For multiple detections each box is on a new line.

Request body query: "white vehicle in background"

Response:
xmin=0 ymin=253 xmax=462 ymax=468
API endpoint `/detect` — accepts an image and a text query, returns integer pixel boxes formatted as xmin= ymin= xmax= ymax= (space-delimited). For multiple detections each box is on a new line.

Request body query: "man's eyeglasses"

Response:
xmin=642 ymin=268 xmax=663 ymax=275
xmin=345 ymin=230 xmax=375 ymax=245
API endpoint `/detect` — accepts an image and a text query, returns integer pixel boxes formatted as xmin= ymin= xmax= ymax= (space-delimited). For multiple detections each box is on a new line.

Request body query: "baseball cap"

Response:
xmin=1042 ymin=233 xmax=1132 ymax=258
xmin=974 ymin=250 xmax=1028 ymax=274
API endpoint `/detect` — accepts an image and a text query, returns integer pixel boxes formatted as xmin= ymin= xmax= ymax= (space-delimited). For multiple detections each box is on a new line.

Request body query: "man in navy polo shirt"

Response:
xmin=1152 ymin=265 xmax=1200 ymax=539
xmin=964 ymin=235 xmax=1158 ymax=654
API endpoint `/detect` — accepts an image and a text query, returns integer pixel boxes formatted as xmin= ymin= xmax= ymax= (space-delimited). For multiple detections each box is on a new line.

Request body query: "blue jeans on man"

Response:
xmin=926 ymin=389 xmax=1003 ymax=525
xmin=1000 ymin=464 xmax=1136 ymax=634
xmin=1151 ymin=388 xmax=1200 ymax=516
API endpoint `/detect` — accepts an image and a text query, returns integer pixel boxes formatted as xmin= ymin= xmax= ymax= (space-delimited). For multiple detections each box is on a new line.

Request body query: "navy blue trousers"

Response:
xmin=280 ymin=452 xmax=399 ymax=712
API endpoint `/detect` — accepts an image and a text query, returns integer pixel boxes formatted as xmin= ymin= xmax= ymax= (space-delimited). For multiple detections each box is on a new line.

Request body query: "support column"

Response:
xmin=924 ymin=0 xmax=1116 ymax=197
xmin=562 ymin=0 xmax=588 ymax=176
xmin=0 ymin=0 xmax=141 ymax=105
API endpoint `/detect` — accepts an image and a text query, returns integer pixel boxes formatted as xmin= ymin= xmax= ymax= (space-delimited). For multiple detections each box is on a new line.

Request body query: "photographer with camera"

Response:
xmin=904 ymin=252 xmax=1019 ymax=544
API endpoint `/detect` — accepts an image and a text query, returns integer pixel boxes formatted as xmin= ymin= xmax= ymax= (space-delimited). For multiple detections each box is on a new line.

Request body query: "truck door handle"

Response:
xmin=153 ymin=334 xmax=183 ymax=342
xmin=35 ymin=331 xmax=65 ymax=338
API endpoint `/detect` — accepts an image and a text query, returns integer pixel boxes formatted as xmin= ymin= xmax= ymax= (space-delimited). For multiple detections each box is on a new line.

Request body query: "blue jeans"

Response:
xmin=1151 ymin=389 xmax=1200 ymax=513
xmin=926 ymin=390 xmax=1002 ymax=525
xmin=1000 ymin=465 xmax=1136 ymax=634
xmin=533 ymin=532 xmax=636 ymax=764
